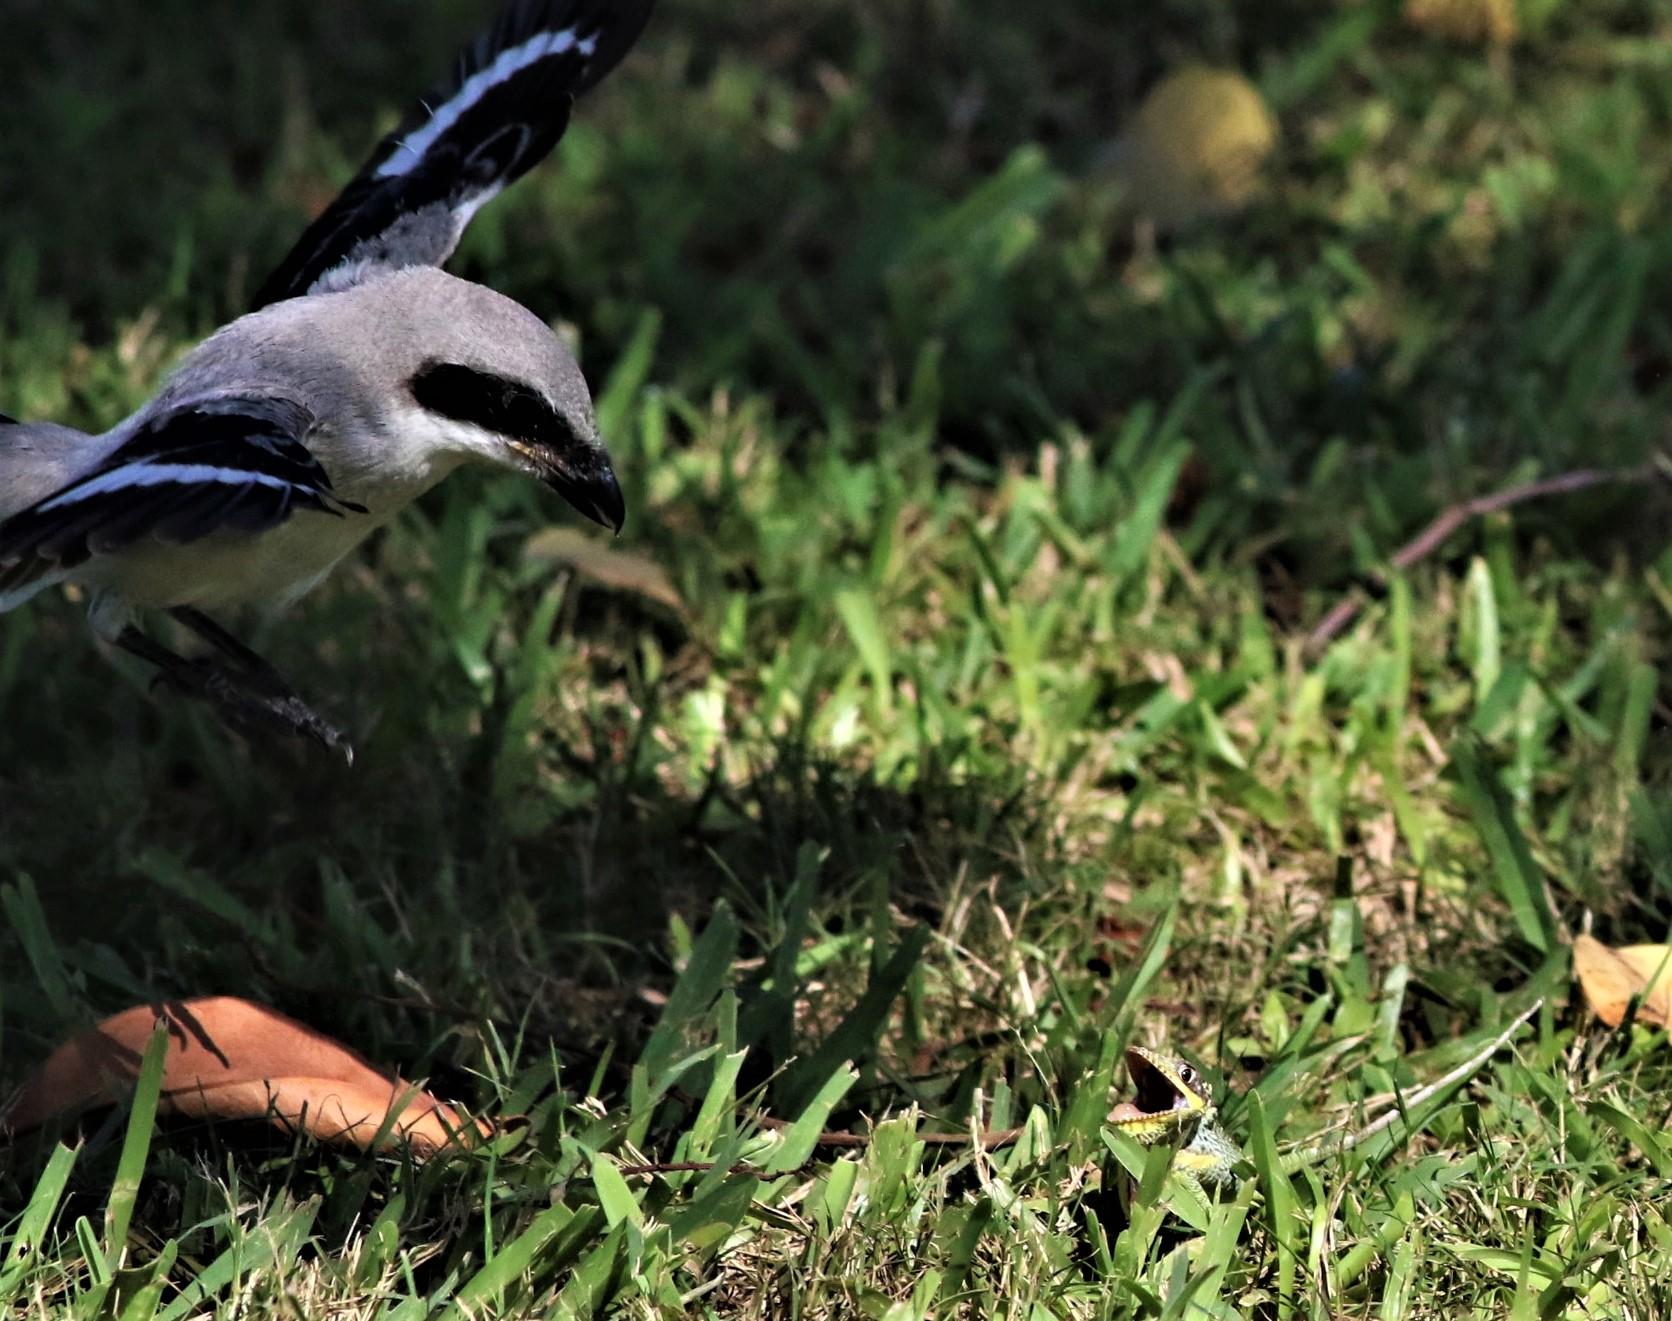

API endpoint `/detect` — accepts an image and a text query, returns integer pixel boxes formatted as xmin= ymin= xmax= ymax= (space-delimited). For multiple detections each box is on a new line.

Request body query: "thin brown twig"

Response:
xmin=1307 ymin=459 xmax=1668 ymax=652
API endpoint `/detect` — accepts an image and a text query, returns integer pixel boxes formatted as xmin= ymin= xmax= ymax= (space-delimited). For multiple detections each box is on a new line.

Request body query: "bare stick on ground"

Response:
xmin=1308 ymin=459 xmax=1669 ymax=652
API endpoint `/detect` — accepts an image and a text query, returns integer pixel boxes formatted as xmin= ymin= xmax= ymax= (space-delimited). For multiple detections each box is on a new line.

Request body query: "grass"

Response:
xmin=3 ymin=0 xmax=1672 ymax=1315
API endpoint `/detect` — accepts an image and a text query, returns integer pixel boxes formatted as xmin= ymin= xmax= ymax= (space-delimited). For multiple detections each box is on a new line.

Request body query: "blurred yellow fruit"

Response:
xmin=1404 ymin=0 xmax=1517 ymax=44
xmin=1116 ymin=67 xmax=1278 ymax=230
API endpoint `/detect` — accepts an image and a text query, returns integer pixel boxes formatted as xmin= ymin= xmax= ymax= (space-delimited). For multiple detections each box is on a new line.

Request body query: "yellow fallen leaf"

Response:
xmin=2 ymin=997 xmax=487 ymax=1157
xmin=1573 ymin=935 xmax=1672 ymax=1029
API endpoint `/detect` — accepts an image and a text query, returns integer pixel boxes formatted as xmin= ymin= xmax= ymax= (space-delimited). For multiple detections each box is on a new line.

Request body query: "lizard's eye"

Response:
xmin=1177 ymin=1064 xmax=1196 ymax=1085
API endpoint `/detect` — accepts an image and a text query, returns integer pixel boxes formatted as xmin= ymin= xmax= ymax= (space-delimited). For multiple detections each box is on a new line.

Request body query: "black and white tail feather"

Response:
xmin=0 ymin=396 xmax=363 ymax=611
xmin=253 ymin=0 xmax=654 ymax=309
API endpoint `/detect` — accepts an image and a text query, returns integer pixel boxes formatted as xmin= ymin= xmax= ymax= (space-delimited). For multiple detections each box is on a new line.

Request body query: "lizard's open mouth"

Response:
xmin=1107 ymin=1047 xmax=1194 ymax=1126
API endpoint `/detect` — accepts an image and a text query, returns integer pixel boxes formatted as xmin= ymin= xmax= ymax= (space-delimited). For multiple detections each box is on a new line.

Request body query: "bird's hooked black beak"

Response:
xmin=541 ymin=446 xmax=625 ymax=534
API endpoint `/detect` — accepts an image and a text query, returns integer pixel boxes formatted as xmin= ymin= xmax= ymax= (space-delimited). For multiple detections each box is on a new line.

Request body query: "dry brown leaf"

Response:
xmin=1573 ymin=935 xmax=1672 ymax=1028
xmin=524 ymin=527 xmax=683 ymax=612
xmin=2 ymin=997 xmax=487 ymax=1157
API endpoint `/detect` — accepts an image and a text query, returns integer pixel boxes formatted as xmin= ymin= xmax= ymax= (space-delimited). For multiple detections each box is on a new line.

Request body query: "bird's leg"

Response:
xmin=115 ymin=615 xmax=351 ymax=762
xmin=168 ymin=608 xmax=353 ymax=761
xmin=170 ymin=607 xmax=295 ymax=688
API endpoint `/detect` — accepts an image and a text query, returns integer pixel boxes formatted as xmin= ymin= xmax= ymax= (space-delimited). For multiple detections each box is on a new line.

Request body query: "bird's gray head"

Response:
xmin=384 ymin=270 xmax=624 ymax=532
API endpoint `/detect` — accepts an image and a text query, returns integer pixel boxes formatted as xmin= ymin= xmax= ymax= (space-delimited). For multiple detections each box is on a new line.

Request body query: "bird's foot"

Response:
xmin=119 ymin=622 xmax=353 ymax=763
xmin=150 ymin=659 xmax=353 ymax=763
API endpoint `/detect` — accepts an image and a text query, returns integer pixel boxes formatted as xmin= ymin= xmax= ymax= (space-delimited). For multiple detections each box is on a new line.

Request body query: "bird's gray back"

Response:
xmin=177 ymin=267 xmax=575 ymax=388
xmin=158 ymin=267 xmax=596 ymax=450
xmin=3 ymin=267 xmax=594 ymax=523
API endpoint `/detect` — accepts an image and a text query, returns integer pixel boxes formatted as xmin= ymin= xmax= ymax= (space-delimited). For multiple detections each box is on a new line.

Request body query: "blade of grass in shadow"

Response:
xmin=1332 ymin=1190 xmax=1415 ymax=1292
xmin=554 ymin=1222 xmax=627 ymax=1316
xmin=736 ymin=842 xmax=820 ymax=1071
xmin=1178 ymin=1193 xmax=1254 ymax=1315
xmin=1590 ymin=1103 xmax=1672 ymax=1178
xmin=1453 ymin=742 xmax=1558 ymax=953
xmin=590 ymin=1155 xmax=643 ymax=1229
xmin=445 ymin=1204 xmax=597 ymax=1320
xmin=1108 ymin=441 xmax=1191 ymax=587
xmin=115 ymin=1237 xmax=175 ymax=1321
xmin=834 ymin=586 xmax=893 ymax=713
xmin=1103 ymin=902 xmax=1178 ymax=1029
xmin=2 ymin=876 xmax=76 ymax=1021
xmin=1381 ymin=1222 xmax=1420 ymax=1318
xmin=638 ymin=904 xmax=739 ymax=1086
xmin=1615 ymin=662 xmax=1657 ymax=781
xmin=1058 ymin=1028 xmax=1121 ymax=1160
xmin=778 ymin=924 xmax=930 ymax=1114
xmin=592 ymin=306 xmax=661 ymax=444
xmin=1227 ymin=991 xmax=1333 ymax=1128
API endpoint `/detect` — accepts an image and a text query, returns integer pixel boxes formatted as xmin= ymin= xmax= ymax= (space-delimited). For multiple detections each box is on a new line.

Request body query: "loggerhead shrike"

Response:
xmin=0 ymin=0 xmax=656 ymax=760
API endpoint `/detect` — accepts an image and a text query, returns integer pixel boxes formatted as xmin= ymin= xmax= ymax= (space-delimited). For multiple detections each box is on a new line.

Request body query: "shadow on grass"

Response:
xmin=1 ymin=673 xmax=1093 ymax=1289
xmin=0 ymin=638 xmax=1064 ymax=1100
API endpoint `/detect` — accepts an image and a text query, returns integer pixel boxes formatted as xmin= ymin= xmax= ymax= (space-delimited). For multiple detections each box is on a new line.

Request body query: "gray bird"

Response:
xmin=0 ymin=0 xmax=655 ymax=760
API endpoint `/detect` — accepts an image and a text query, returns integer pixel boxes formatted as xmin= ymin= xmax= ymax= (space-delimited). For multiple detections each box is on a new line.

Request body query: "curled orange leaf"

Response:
xmin=3 ymin=997 xmax=486 ymax=1157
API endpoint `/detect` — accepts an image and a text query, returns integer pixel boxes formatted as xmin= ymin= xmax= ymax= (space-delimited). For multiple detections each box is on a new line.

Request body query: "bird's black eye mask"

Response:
xmin=409 ymin=361 xmax=577 ymax=450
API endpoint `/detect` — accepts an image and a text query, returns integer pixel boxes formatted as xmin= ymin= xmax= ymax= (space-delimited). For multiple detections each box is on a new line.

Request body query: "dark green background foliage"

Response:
xmin=2 ymin=0 xmax=1672 ymax=1313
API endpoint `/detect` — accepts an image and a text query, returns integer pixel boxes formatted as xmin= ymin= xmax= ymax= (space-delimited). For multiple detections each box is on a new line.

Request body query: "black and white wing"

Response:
xmin=0 ymin=396 xmax=364 ymax=604
xmin=252 ymin=0 xmax=656 ymax=309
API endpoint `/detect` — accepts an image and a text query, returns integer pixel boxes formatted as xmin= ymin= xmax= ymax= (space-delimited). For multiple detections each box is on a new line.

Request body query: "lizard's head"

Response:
xmin=1107 ymin=1045 xmax=1214 ymax=1145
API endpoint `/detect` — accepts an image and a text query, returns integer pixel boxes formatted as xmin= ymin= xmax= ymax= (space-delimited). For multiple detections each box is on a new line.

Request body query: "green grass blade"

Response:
xmin=763 ymin=1062 xmax=857 ymax=1174
xmin=1247 ymin=1091 xmax=1297 ymax=1317
xmin=1 ymin=875 xmax=76 ymax=1020
xmin=1452 ymin=742 xmax=1557 ymax=953
xmin=591 ymin=1155 xmax=643 ymax=1229
xmin=1335 ymin=1191 xmax=1416 ymax=1291
xmin=445 ymin=1204 xmax=589 ymax=1319
xmin=155 ymin=1200 xmax=320 ymax=1321
xmin=0 ymin=1140 xmax=79 ymax=1301
xmin=593 ymin=306 xmax=661 ymax=443
xmin=116 ymin=1237 xmax=176 ymax=1321
xmin=639 ymin=904 xmax=739 ymax=1085
xmin=80 ymin=1018 xmax=169 ymax=1316
xmin=779 ymin=924 xmax=930 ymax=1113
xmin=834 ymin=587 xmax=894 ymax=709
xmin=1102 ymin=903 xmax=1177 ymax=1027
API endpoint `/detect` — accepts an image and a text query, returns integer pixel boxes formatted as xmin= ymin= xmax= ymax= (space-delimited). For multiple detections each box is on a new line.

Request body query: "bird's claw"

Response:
xmin=150 ymin=655 xmax=353 ymax=762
